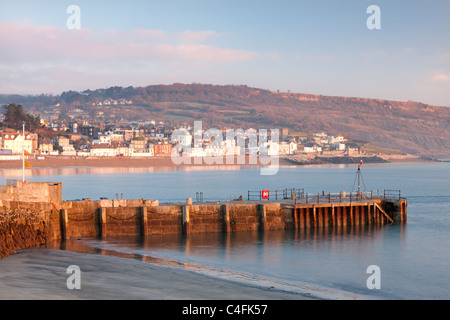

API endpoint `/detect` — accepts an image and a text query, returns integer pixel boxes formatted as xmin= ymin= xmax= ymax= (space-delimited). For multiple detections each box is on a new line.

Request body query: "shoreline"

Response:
xmin=0 ymin=154 xmax=437 ymax=170
xmin=0 ymin=248 xmax=316 ymax=300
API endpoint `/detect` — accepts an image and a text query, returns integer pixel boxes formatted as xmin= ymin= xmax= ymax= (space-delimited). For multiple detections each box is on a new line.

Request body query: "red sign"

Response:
xmin=262 ymin=190 xmax=269 ymax=200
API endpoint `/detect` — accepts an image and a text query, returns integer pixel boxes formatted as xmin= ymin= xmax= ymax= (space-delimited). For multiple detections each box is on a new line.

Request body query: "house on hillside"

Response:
xmin=303 ymin=143 xmax=322 ymax=154
xmin=38 ymin=138 xmax=54 ymax=155
xmin=129 ymin=138 xmax=147 ymax=151
xmin=346 ymin=143 xmax=361 ymax=155
xmin=0 ymin=131 xmax=33 ymax=155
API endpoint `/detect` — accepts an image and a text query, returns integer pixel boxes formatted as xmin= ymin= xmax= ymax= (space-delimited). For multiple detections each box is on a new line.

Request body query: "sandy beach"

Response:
xmin=0 ymin=156 xmax=297 ymax=170
xmin=0 ymin=249 xmax=314 ymax=300
xmin=0 ymin=155 xmax=431 ymax=171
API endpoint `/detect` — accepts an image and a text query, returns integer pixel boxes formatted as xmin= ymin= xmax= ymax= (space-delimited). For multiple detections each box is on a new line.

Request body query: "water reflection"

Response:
xmin=0 ymin=165 xmax=257 ymax=178
xmin=0 ymin=162 xmax=390 ymax=179
xmin=47 ymin=223 xmax=407 ymax=275
xmin=45 ymin=224 xmax=405 ymax=299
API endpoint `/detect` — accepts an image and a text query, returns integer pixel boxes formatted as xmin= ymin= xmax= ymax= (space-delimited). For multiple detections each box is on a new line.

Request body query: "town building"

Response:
xmin=0 ymin=131 xmax=33 ymax=155
xmin=154 ymin=144 xmax=172 ymax=156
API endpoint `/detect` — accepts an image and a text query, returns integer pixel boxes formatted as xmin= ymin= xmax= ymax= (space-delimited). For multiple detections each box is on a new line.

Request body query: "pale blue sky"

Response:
xmin=1 ymin=0 xmax=449 ymax=106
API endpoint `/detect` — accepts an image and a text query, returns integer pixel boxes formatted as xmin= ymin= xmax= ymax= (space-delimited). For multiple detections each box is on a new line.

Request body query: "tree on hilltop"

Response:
xmin=1 ymin=103 xmax=41 ymax=131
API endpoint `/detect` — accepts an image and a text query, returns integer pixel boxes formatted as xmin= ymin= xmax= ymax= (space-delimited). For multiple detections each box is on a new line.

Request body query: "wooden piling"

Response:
xmin=335 ymin=206 xmax=341 ymax=228
xmin=331 ymin=204 xmax=335 ymax=227
xmin=323 ymin=207 xmax=329 ymax=227
xmin=306 ymin=207 xmax=312 ymax=228
xmin=354 ymin=206 xmax=360 ymax=226
xmin=293 ymin=207 xmax=299 ymax=229
xmin=317 ymin=207 xmax=322 ymax=228
xmin=313 ymin=206 xmax=317 ymax=227
xmin=300 ymin=208 xmax=306 ymax=229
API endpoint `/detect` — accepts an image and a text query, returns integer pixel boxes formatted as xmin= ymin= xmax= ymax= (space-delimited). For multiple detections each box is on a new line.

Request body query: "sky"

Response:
xmin=0 ymin=0 xmax=449 ymax=106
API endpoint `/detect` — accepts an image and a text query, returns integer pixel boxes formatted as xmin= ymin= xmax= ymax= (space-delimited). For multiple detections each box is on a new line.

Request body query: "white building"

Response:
xmin=332 ymin=142 xmax=346 ymax=151
xmin=130 ymin=148 xmax=154 ymax=157
xmin=90 ymin=145 xmax=119 ymax=157
xmin=0 ymin=132 xmax=33 ymax=155
xmin=304 ymin=143 xmax=322 ymax=153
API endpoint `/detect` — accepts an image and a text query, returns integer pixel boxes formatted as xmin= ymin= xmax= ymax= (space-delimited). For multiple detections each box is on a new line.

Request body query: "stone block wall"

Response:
xmin=0 ymin=180 xmax=62 ymax=204
xmin=189 ymin=204 xmax=223 ymax=234
xmin=146 ymin=206 xmax=181 ymax=235
xmin=1 ymin=197 xmax=406 ymax=259
xmin=228 ymin=204 xmax=260 ymax=232
xmin=0 ymin=205 xmax=60 ymax=258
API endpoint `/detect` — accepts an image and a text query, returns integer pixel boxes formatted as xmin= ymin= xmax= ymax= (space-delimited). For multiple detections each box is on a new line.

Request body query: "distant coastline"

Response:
xmin=0 ymin=154 xmax=437 ymax=170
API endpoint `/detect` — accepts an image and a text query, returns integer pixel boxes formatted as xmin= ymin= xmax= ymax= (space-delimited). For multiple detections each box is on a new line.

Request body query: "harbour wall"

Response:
xmin=0 ymin=179 xmax=407 ymax=259
xmin=0 ymin=196 xmax=406 ymax=259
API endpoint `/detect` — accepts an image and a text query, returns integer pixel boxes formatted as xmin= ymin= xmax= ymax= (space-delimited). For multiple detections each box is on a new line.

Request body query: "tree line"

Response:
xmin=1 ymin=103 xmax=41 ymax=132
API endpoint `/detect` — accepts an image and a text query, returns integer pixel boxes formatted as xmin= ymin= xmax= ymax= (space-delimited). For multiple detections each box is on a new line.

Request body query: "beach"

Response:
xmin=0 ymin=156 xmax=295 ymax=169
xmin=0 ymin=248 xmax=314 ymax=300
xmin=0 ymin=154 xmax=429 ymax=171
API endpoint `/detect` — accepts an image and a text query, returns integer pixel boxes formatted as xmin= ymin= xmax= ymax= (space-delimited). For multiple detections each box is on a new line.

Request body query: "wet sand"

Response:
xmin=0 ymin=249 xmax=314 ymax=300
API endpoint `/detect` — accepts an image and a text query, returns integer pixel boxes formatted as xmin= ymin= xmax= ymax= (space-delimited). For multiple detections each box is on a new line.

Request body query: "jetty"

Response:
xmin=0 ymin=179 xmax=407 ymax=258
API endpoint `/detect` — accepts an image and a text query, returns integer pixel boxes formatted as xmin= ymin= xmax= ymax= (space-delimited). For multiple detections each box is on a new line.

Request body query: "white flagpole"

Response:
xmin=22 ymin=122 xmax=25 ymax=182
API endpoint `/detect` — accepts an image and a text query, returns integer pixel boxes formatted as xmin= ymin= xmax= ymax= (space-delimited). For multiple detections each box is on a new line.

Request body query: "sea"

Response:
xmin=1 ymin=161 xmax=449 ymax=300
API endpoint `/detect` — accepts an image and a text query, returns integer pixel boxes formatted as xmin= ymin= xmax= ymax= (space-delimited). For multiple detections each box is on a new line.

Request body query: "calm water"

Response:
xmin=1 ymin=162 xmax=449 ymax=299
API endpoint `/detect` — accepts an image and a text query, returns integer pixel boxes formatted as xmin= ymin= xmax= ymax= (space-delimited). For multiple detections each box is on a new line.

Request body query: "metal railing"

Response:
xmin=196 ymin=192 xmax=204 ymax=203
xmin=248 ymin=189 xmax=401 ymax=203
xmin=299 ymin=190 xmax=402 ymax=204
xmin=248 ymin=188 xmax=305 ymax=201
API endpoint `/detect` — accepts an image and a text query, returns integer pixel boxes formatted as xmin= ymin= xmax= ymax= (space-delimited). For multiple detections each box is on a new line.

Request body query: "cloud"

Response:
xmin=178 ymin=30 xmax=220 ymax=43
xmin=305 ymin=54 xmax=338 ymax=63
xmin=430 ymin=73 xmax=450 ymax=83
xmin=0 ymin=21 xmax=260 ymax=93
xmin=0 ymin=21 xmax=257 ymax=64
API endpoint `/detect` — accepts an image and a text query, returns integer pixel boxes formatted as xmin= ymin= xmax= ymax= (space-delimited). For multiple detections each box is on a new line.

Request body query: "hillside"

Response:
xmin=1 ymin=83 xmax=449 ymax=158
